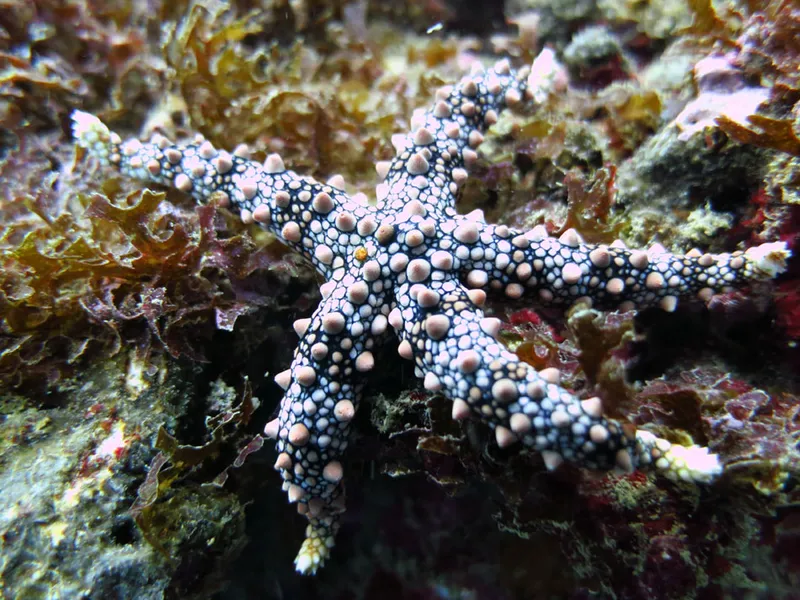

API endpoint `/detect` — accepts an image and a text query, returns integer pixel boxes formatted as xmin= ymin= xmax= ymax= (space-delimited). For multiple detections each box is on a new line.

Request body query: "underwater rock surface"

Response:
xmin=1 ymin=0 xmax=799 ymax=598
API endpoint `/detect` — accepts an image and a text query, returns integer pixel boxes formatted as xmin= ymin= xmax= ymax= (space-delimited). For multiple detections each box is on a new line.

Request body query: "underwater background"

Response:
xmin=1 ymin=0 xmax=799 ymax=598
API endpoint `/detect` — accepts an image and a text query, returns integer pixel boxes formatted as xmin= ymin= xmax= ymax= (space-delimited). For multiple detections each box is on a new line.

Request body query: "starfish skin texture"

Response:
xmin=72 ymin=50 xmax=790 ymax=575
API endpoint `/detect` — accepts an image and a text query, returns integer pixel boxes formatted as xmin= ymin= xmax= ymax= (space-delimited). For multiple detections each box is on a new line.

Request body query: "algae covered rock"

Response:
xmin=0 ymin=358 xmax=247 ymax=599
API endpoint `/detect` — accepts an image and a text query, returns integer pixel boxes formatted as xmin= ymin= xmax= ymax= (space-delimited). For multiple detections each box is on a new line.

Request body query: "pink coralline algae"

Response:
xmin=634 ymin=368 xmax=800 ymax=494
xmin=73 ymin=48 xmax=790 ymax=575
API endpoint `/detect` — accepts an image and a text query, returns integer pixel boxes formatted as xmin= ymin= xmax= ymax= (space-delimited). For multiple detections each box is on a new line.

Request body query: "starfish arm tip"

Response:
xmin=72 ymin=110 xmax=108 ymax=143
xmin=468 ymin=222 xmax=790 ymax=310
xmin=72 ymin=110 xmax=119 ymax=165
xmin=744 ymin=240 xmax=791 ymax=280
xmin=635 ymin=430 xmax=723 ymax=484
xmin=294 ymin=517 xmax=338 ymax=575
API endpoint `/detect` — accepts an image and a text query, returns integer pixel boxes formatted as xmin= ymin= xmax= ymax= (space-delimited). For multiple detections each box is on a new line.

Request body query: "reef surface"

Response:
xmin=1 ymin=1 xmax=798 ymax=599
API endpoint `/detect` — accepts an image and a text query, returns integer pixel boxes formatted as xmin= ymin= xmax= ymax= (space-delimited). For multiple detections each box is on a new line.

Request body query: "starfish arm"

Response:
xmin=454 ymin=222 xmax=791 ymax=311
xmin=264 ymin=268 xmax=391 ymax=574
xmin=391 ymin=276 xmax=722 ymax=483
xmin=376 ymin=50 xmax=562 ymax=216
xmin=71 ymin=111 xmax=381 ymax=278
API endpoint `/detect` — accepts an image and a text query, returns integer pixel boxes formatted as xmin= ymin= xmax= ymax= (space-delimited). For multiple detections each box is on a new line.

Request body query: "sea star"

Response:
xmin=72 ymin=49 xmax=790 ymax=575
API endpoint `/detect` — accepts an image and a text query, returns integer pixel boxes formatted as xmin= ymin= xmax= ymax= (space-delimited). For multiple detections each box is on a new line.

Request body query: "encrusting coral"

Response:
xmin=72 ymin=49 xmax=790 ymax=575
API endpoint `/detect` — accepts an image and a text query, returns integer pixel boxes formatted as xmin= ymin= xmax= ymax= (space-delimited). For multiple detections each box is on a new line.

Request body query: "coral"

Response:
xmin=562 ymin=26 xmax=633 ymax=89
xmin=74 ymin=45 xmax=789 ymax=575
xmin=0 ymin=357 xmax=249 ymax=599
xmin=612 ymin=57 xmax=771 ymax=249
xmin=2 ymin=0 xmax=799 ymax=596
